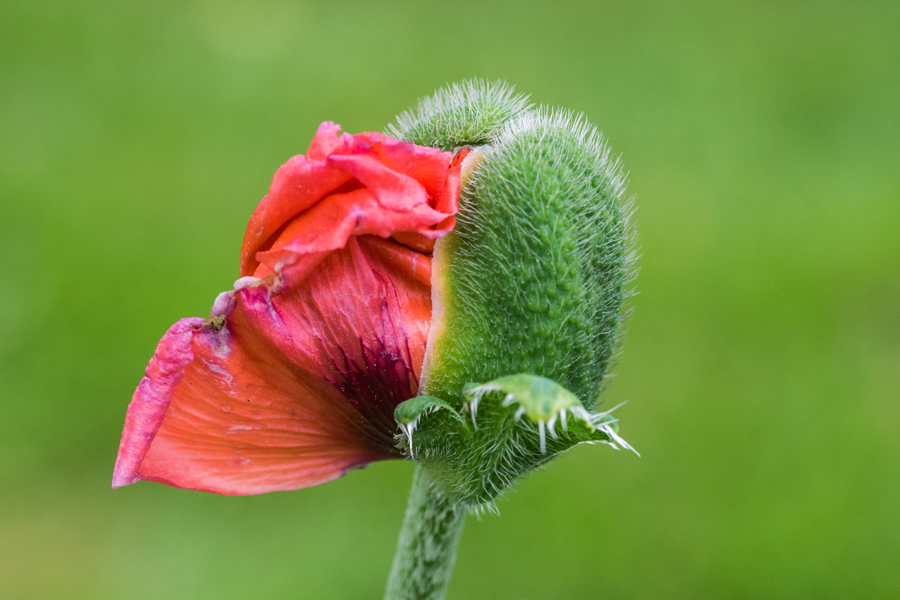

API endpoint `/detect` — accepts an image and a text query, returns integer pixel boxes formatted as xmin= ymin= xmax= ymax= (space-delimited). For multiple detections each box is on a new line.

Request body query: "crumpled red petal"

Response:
xmin=386 ymin=147 xmax=467 ymax=253
xmin=239 ymin=122 xmax=455 ymax=277
xmin=253 ymin=188 xmax=449 ymax=277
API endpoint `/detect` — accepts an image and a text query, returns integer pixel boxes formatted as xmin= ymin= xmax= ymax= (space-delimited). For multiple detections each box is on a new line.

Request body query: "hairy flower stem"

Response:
xmin=384 ymin=464 xmax=466 ymax=600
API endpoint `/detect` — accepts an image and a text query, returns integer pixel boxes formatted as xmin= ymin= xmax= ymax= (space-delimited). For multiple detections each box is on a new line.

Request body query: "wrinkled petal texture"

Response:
xmin=240 ymin=121 xmax=458 ymax=277
xmin=113 ymin=123 xmax=461 ymax=495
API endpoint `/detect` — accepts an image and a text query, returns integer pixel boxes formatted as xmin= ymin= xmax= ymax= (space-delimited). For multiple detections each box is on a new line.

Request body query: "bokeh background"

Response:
xmin=2 ymin=1 xmax=898 ymax=598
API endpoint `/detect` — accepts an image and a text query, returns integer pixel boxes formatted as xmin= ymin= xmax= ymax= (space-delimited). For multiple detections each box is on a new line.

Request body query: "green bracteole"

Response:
xmin=395 ymin=375 xmax=635 ymax=510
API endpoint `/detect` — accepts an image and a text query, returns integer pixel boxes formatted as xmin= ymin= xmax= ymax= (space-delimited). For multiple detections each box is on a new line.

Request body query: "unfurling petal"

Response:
xmin=114 ymin=236 xmax=432 ymax=494
xmin=114 ymin=123 xmax=462 ymax=494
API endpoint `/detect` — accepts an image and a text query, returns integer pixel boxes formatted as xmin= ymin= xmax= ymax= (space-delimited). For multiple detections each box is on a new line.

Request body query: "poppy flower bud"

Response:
xmin=113 ymin=121 xmax=464 ymax=494
xmin=112 ymin=80 xmax=635 ymax=506
xmin=387 ymin=82 xmax=637 ymax=507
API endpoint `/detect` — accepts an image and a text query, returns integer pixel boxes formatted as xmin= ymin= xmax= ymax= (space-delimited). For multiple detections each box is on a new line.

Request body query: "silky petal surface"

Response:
xmin=115 ymin=237 xmax=432 ymax=495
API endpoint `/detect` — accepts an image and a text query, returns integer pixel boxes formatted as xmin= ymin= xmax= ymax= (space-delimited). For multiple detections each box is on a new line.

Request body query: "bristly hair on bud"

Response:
xmin=385 ymin=80 xmax=639 ymax=507
xmin=492 ymin=106 xmax=640 ymax=400
xmin=386 ymin=78 xmax=533 ymax=151
xmin=394 ymin=374 xmax=637 ymax=510
xmin=419 ymin=97 xmax=638 ymax=413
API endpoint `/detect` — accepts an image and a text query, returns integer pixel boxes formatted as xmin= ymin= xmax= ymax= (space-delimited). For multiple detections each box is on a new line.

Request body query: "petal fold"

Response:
xmin=239 ymin=123 xmax=459 ymax=277
xmin=254 ymin=188 xmax=448 ymax=274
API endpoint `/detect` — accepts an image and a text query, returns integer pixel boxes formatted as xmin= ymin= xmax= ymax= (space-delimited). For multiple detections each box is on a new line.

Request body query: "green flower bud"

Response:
xmin=388 ymin=79 xmax=638 ymax=508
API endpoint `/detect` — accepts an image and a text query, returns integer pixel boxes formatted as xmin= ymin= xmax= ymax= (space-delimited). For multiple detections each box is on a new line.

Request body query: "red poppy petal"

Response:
xmin=240 ymin=126 xmax=455 ymax=277
xmin=113 ymin=236 xmax=431 ymax=495
xmin=243 ymin=237 xmax=430 ymax=425
xmin=361 ymin=235 xmax=432 ymax=286
xmin=115 ymin=122 xmax=467 ymax=495
xmin=436 ymin=148 xmax=467 ymax=215
xmin=254 ymin=188 xmax=449 ymax=273
xmin=391 ymin=232 xmax=437 ymax=254
xmin=135 ymin=302 xmax=394 ymax=495
xmin=112 ymin=317 xmax=205 ymax=488
xmin=240 ymin=157 xmax=353 ymax=277
xmin=326 ymin=153 xmax=431 ymax=212
xmin=306 ymin=121 xmax=369 ymax=161
xmin=384 ymin=148 xmax=464 ymax=252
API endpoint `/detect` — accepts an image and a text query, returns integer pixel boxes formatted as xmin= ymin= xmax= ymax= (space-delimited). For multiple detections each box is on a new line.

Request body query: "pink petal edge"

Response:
xmin=112 ymin=317 xmax=205 ymax=488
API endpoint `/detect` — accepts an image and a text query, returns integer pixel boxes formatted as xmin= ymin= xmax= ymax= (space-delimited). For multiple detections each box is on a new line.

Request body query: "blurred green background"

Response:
xmin=1 ymin=0 xmax=898 ymax=598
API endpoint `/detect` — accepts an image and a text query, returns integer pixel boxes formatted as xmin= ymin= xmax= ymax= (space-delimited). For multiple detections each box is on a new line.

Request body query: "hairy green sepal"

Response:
xmin=394 ymin=374 xmax=633 ymax=509
xmin=387 ymin=79 xmax=532 ymax=151
xmin=420 ymin=108 xmax=634 ymax=412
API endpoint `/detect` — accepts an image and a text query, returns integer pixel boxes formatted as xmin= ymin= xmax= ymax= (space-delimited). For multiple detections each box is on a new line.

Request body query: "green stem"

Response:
xmin=384 ymin=464 xmax=467 ymax=600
